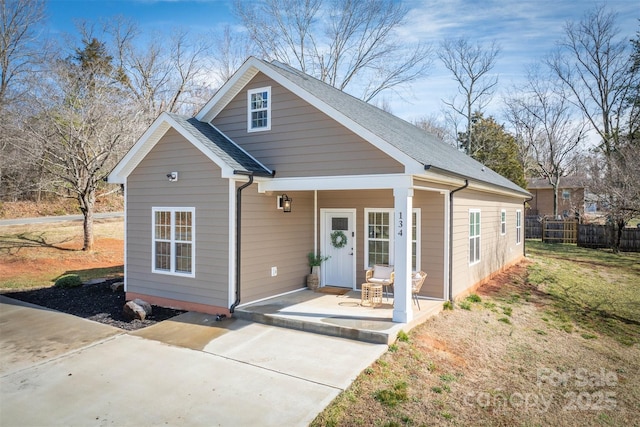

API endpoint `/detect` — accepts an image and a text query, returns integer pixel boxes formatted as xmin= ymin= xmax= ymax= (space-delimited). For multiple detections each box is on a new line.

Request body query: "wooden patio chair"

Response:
xmin=365 ymin=265 xmax=394 ymax=300
xmin=411 ymin=271 xmax=427 ymax=309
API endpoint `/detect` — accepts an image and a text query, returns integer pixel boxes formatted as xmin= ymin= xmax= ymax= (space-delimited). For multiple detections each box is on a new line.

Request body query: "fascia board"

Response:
xmin=257 ymin=174 xmax=413 ymax=192
xmin=108 ymin=112 xmax=236 ymax=183
xmin=196 ymin=58 xmax=261 ymax=122
xmin=163 ymin=115 xmax=237 ymax=177
xmin=196 ymin=57 xmax=422 ymax=173
xmin=466 ymin=181 xmax=532 ymax=199
xmin=209 ymin=123 xmax=273 ymax=177
xmin=108 ymin=116 xmax=172 ymax=183
xmin=423 ymin=166 xmax=530 ymax=199
xmin=258 ymin=68 xmax=422 ymax=173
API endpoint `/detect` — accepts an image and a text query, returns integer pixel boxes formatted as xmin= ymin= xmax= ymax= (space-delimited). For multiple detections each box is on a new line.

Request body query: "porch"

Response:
xmin=234 ymin=288 xmax=444 ymax=345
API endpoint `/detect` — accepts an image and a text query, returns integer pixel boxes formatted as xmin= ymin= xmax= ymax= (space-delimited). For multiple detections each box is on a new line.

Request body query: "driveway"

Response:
xmin=0 ymin=296 xmax=387 ymax=426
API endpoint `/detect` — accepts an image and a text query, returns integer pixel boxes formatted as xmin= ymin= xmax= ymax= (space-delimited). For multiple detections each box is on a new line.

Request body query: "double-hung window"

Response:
xmin=500 ymin=209 xmax=506 ymax=235
xmin=469 ymin=209 xmax=481 ymax=265
xmin=152 ymin=207 xmax=195 ymax=276
xmin=516 ymin=209 xmax=522 ymax=245
xmin=247 ymin=87 xmax=271 ymax=132
xmin=365 ymin=209 xmax=420 ymax=270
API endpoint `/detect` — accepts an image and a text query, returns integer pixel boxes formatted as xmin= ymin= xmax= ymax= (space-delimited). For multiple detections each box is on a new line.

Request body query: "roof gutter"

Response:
xmin=425 ymin=164 xmax=530 ymax=198
xmin=523 ymin=194 xmax=534 ymax=258
xmin=448 ymin=179 xmax=469 ymax=302
xmin=229 ymin=172 xmax=254 ymax=313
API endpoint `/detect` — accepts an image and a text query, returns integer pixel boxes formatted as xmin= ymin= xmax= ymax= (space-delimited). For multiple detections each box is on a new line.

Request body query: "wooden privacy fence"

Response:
xmin=542 ymin=219 xmax=578 ymax=244
xmin=578 ymin=224 xmax=640 ymax=251
xmin=525 ymin=216 xmax=542 ymax=239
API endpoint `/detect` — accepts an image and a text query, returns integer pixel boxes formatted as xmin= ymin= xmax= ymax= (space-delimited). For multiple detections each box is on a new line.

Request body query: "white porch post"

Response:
xmin=393 ymin=187 xmax=414 ymax=323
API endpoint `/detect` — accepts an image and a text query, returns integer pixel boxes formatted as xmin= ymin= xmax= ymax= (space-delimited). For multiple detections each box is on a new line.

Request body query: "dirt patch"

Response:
xmin=0 ymin=219 xmax=124 ymax=287
xmin=0 ymin=196 xmax=123 ymax=219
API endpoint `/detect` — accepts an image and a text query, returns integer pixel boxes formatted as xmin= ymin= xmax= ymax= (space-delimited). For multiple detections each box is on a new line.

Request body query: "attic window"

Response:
xmin=248 ymin=87 xmax=271 ymax=132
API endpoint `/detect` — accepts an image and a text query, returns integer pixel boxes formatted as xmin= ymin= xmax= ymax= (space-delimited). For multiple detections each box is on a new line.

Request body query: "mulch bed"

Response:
xmin=3 ymin=279 xmax=185 ymax=331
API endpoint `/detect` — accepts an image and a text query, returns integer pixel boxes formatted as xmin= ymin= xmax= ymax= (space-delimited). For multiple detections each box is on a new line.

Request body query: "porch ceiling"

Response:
xmin=257 ymin=174 xmax=413 ymax=193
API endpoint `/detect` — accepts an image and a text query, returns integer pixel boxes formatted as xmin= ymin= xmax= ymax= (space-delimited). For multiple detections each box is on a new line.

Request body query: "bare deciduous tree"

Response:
xmin=547 ymin=6 xmax=638 ymax=250
xmin=213 ymin=24 xmax=255 ymax=83
xmin=0 ymin=0 xmax=48 ymax=199
xmin=585 ymin=142 xmax=640 ymax=248
xmin=547 ymin=6 xmax=635 ymax=161
xmin=413 ymin=114 xmax=455 ymax=146
xmin=0 ymin=0 xmax=47 ymax=107
xmin=234 ymin=0 xmax=433 ymax=102
xmin=22 ymin=36 xmax=137 ymax=250
xmin=93 ymin=17 xmax=218 ymax=127
xmin=504 ymin=70 xmax=586 ymax=217
xmin=438 ymin=38 xmax=500 ymax=155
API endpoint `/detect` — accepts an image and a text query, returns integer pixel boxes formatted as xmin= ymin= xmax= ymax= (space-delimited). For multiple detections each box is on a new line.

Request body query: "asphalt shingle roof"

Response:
xmin=166 ymin=112 xmax=273 ymax=177
xmin=262 ymin=59 xmax=529 ymax=195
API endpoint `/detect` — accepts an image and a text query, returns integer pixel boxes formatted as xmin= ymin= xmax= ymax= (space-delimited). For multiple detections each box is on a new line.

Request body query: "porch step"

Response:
xmin=233 ymin=306 xmax=394 ymax=344
xmin=233 ymin=290 xmax=444 ymax=345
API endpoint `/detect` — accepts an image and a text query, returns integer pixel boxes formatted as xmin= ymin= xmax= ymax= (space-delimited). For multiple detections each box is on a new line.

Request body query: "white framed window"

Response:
xmin=364 ymin=209 xmax=420 ymax=271
xmin=500 ymin=209 xmax=506 ymax=235
xmin=516 ymin=209 xmax=522 ymax=245
xmin=247 ymin=87 xmax=271 ymax=132
xmin=469 ymin=209 xmax=481 ymax=265
xmin=152 ymin=207 xmax=195 ymax=277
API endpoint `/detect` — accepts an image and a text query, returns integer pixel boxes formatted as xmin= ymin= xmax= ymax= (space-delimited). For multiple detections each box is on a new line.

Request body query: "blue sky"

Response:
xmin=46 ymin=0 xmax=638 ymax=123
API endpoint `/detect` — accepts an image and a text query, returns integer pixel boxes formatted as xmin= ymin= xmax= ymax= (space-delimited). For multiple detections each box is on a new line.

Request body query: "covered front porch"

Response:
xmin=235 ymin=288 xmax=443 ymax=344
xmin=248 ymin=174 xmax=452 ymax=325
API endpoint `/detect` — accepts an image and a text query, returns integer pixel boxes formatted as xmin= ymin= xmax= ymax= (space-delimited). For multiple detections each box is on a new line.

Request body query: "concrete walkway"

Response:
xmin=0 ymin=296 xmax=387 ymax=426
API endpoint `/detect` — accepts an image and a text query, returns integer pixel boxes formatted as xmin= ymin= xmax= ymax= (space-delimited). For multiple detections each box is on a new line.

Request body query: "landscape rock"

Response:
xmin=83 ymin=278 xmax=106 ymax=286
xmin=110 ymin=282 xmax=124 ymax=292
xmin=133 ymin=299 xmax=152 ymax=316
xmin=123 ymin=301 xmax=147 ymax=321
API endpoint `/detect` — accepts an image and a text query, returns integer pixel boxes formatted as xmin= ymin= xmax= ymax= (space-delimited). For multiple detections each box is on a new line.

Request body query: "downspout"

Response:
xmin=523 ymin=195 xmax=533 ymax=257
xmin=448 ymin=180 xmax=469 ymax=302
xmin=229 ymin=172 xmax=254 ymax=313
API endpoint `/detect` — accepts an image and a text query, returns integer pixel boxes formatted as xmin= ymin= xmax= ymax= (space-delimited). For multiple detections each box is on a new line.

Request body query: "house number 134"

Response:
xmin=397 ymin=212 xmax=404 ymax=236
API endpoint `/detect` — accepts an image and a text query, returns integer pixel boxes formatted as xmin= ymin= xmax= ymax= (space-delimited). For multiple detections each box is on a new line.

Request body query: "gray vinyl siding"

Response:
xmin=212 ymin=72 xmax=404 ymax=177
xmin=126 ymin=128 xmax=230 ymax=308
xmin=450 ymin=189 xmax=524 ymax=298
xmin=240 ymin=189 xmax=315 ymax=302
xmin=318 ymin=189 xmax=446 ymax=299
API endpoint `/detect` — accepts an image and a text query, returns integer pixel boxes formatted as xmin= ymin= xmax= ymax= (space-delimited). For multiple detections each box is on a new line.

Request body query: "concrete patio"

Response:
xmin=235 ymin=288 xmax=444 ymax=344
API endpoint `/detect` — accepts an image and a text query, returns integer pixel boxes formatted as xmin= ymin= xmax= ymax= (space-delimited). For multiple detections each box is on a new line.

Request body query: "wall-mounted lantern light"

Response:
xmin=167 ymin=171 xmax=178 ymax=182
xmin=281 ymin=194 xmax=292 ymax=213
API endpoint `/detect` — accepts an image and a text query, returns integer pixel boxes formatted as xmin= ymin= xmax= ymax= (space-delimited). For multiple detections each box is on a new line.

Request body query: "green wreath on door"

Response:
xmin=330 ymin=230 xmax=348 ymax=249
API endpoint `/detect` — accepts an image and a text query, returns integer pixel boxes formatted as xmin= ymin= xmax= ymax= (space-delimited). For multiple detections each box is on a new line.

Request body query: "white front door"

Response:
xmin=321 ymin=209 xmax=356 ymax=288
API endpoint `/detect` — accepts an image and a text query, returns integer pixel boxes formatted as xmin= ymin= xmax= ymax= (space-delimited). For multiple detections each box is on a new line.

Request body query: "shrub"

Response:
xmin=397 ymin=330 xmax=410 ymax=342
xmin=467 ymin=293 xmax=482 ymax=303
xmin=459 ymin=301 xmax=472 ymax=310
xmin=374 ymin=382 xmax=408 ymax=407
xmin=54 ymin=274 xmax=83 ymax=288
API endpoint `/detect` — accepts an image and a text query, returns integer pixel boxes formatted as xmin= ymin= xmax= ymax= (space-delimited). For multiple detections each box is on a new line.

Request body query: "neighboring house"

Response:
xmin=526 ymin=177 xmax=585 ymax=218
xmin=108 ymin=57 xmax=530 ymax=324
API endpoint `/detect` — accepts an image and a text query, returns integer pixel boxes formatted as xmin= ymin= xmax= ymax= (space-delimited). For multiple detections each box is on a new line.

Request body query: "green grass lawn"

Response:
xmin=312 ymin=241 xmax=640 ymax=426
xmin=526 ymin=240 xmax=640 ymax=345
